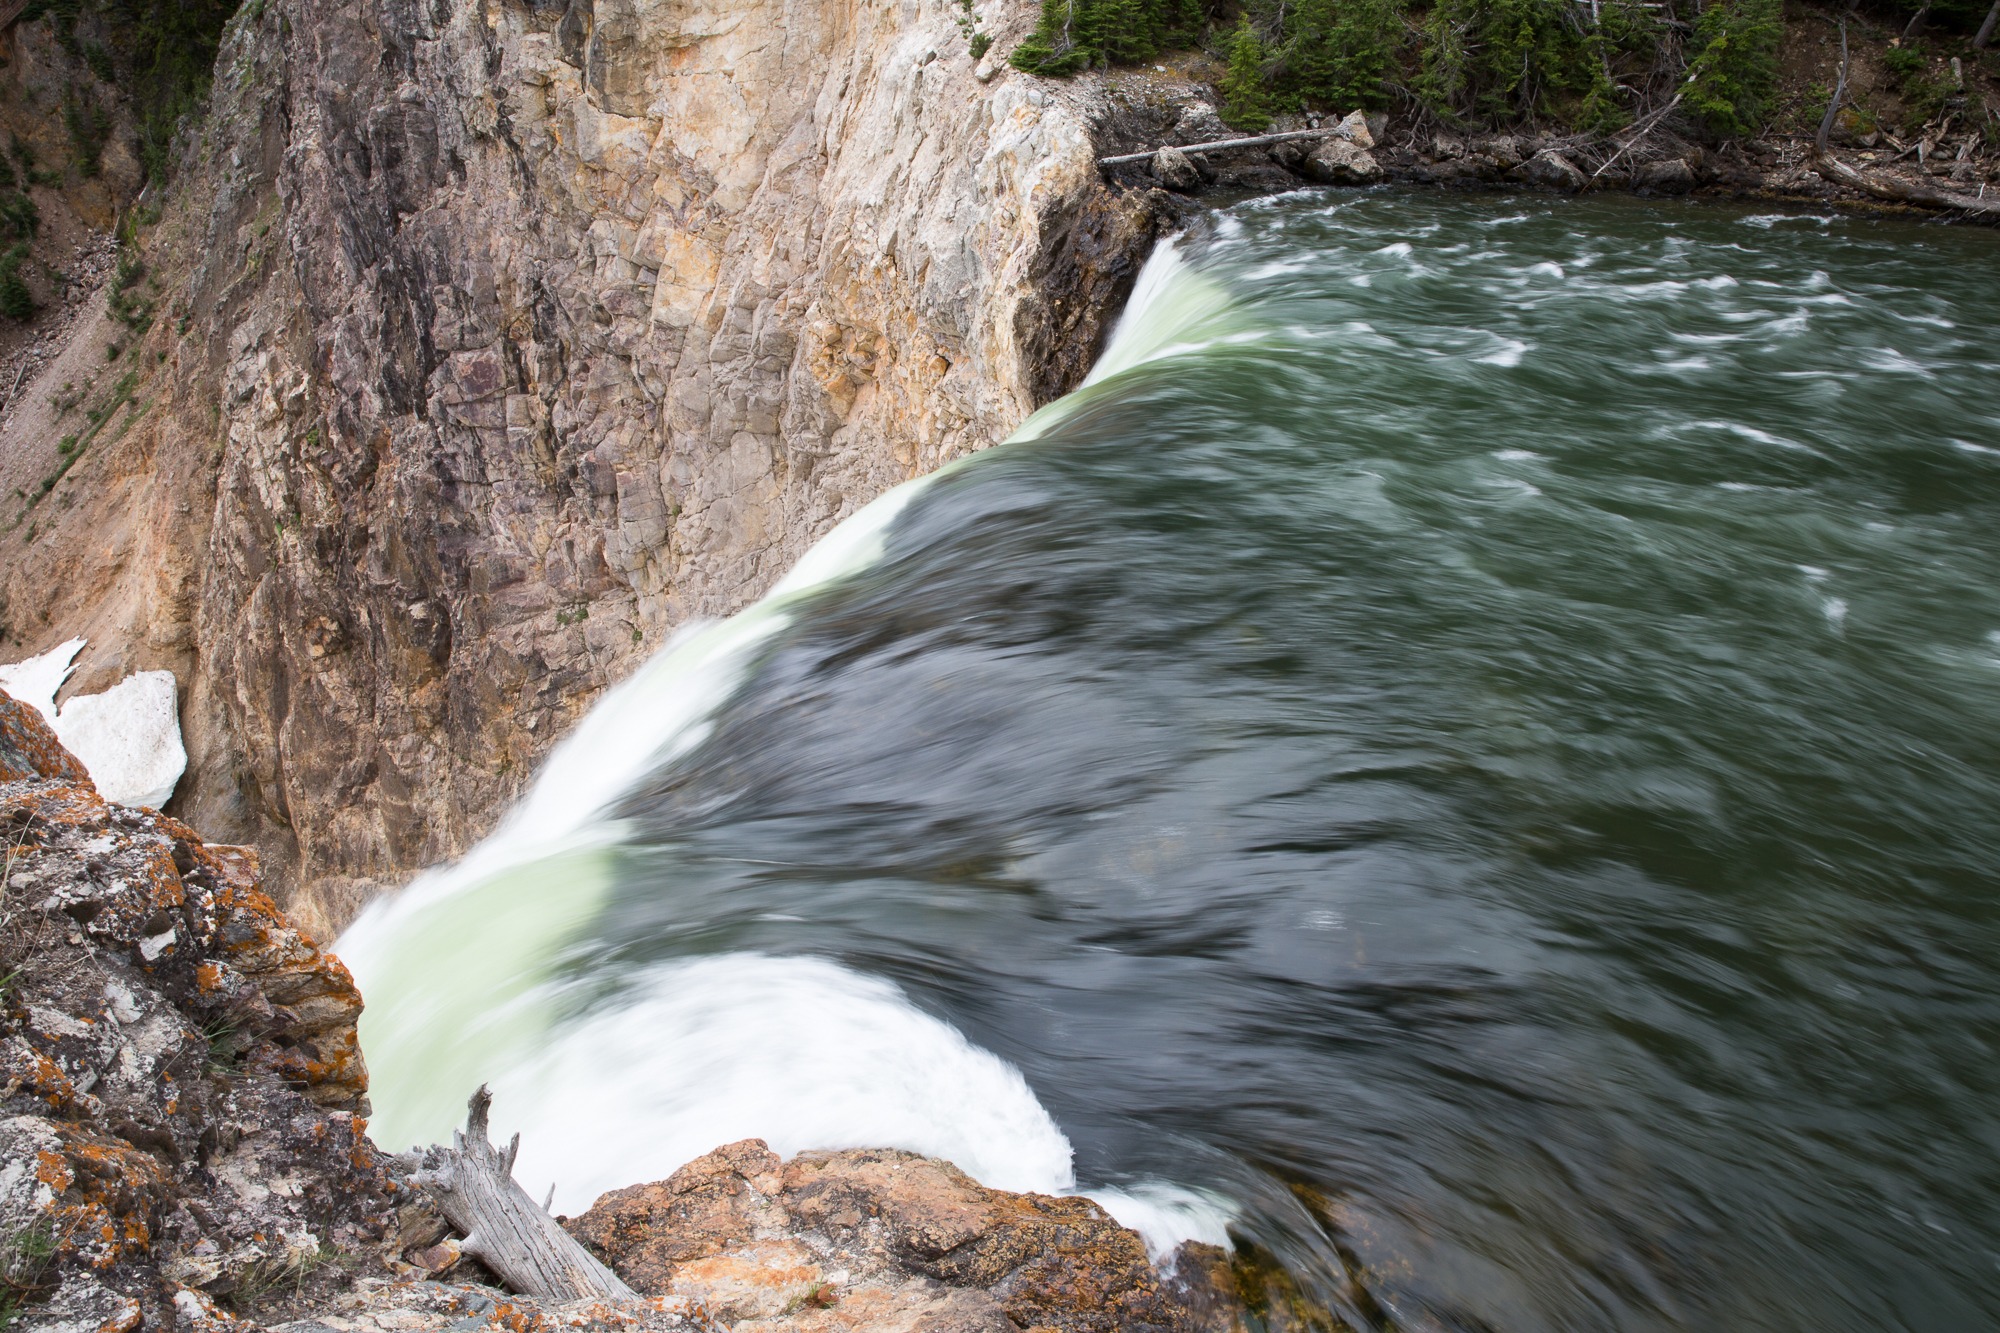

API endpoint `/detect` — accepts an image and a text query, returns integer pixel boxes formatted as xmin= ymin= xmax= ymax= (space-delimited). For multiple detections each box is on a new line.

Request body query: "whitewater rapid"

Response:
xmin=336 ymin=235 xmax=1238 ymax=1257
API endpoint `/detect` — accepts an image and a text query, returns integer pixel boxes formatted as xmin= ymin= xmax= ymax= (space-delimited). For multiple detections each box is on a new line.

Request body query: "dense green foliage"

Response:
xmin=1005 ymin=0 xmax=1814 ymax=140
xmin=1681 ymin=0 xmax=1784 ymax=138
xmin=1220 ymin=17 xmax=1274 ymax=129
xmin=1010 ymin=0 xmax=1207 ymax=75
xmin=1417 ymin=0 xmax=1622 ymax=127
xmin=20 ymin=0 xmax=239 ymax=183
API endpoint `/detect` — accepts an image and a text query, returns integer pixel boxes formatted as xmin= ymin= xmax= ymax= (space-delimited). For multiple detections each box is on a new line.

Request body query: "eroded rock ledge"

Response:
xmin=0 ymin=692 xmax=392 ymax=1332
xmin=1 ymin=693 xmax=1263 ymax=1333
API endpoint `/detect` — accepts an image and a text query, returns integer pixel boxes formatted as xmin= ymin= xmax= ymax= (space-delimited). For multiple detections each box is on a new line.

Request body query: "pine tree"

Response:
xmin=1221 ymin=17 xmax=1275 ymax=130
xmin=1287 ymin=0 xmax=1403 ymax=110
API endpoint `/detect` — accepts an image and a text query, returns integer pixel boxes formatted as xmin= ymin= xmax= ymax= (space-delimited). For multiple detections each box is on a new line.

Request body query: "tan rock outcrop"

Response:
xmin=0 ymin=0 xmax=1166 ymax=933
xmin=561 ymin=1139 xmax=1207 ymax=1333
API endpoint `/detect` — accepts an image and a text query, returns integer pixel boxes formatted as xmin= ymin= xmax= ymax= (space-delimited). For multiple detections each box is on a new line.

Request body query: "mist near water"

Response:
xmin=343 ymin=191 xmax=2000 ymax=1330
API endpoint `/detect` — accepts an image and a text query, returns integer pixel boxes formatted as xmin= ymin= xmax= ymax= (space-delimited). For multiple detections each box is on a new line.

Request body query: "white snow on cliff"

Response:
xmin=0 ymin=639 xmax=187 ymax=809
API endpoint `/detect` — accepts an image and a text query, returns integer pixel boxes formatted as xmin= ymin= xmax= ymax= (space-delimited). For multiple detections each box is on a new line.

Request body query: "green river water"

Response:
xmin=346 ymin=190 xmax=2000 ymax=1331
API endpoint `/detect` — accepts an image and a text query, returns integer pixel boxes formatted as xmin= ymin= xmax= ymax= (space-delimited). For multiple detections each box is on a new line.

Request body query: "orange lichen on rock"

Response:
xmin=0 ymin=689 xmax=93 ymax=785
xmin=567 ymin=1141 xmax=1209 ymax=1333
xmin=0 ymin=692 xmax=393 ymax=1328
xmin=31 ymin=1124 xmax=173 ymax=1268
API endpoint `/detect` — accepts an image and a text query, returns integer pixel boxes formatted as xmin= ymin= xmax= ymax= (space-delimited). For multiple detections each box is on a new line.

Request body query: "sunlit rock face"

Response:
xmin=0 ymin=0 xmax=1161 ymax=934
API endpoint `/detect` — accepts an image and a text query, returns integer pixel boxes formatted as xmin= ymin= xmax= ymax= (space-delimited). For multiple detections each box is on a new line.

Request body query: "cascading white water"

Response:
xmin=336 ymin=234 xmax=1240 ymax=1257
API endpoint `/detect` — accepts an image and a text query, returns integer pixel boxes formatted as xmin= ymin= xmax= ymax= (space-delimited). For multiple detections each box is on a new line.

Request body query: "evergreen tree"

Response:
xmin=1221 ymin=17 xmax=1275 ymax=130
xmin=1287 ymin=0 xmax=1404 ymax=110
xmin=1683 ymin=0 xmax=1783 ymax=137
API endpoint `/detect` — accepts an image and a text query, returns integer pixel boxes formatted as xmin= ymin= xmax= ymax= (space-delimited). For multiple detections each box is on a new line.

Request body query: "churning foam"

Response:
xmin=338 ymin=230 xmax=1242 ymax=1254
xmin=494 ymin=954 xmax=1075 ymax=1211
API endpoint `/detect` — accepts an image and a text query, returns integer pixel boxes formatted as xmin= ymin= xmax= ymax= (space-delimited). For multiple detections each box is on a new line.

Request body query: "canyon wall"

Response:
xmin=0 ymin=0 xmax=1162 ymax=932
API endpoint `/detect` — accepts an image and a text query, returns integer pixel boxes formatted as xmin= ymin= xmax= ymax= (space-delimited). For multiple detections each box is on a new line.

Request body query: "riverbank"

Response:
xmin=1083 ymin=5 xmax=2000 ymax=222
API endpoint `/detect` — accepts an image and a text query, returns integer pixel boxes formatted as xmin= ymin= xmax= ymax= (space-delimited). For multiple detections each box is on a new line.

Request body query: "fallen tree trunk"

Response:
xmin=1807 ymin=16 xmax=1998 ymax=221
xmin=1813 ymin=152 xmax=2000 ymax=218
xmin=1099 ymin=127 xmax=1349 ymax=166
xmin=399 ymin=1086 xmax=637 ymax=1302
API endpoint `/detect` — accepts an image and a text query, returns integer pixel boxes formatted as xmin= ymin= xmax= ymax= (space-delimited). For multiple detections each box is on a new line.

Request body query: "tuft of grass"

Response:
xmin=0 ymin=1208 xmax=60 ymax=1327
xmin=220 ymin=1242 xmax=346 ymax=1312
xmin=200 ymin=1016 xmax=242 ymax=1073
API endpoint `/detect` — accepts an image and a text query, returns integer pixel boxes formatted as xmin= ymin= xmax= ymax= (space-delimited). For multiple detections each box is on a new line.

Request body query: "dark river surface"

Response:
xmin=345 ymin=191 xmax=2000 ymax=1332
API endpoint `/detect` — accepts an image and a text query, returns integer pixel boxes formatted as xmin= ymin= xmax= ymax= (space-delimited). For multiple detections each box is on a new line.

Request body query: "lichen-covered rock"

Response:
xmin=0 ymin=691 xmax=393 ymax=1327
xmin=564 ymin=1140 xmax=1202 ymax=1333
xmin=1303 ymin=140 xmax=1383 ymax=186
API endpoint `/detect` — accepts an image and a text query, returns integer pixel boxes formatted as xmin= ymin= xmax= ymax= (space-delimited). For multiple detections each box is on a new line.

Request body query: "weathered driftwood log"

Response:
xmin=1809 ymin=18 xmax=1999 ymax=221
xmin=399 ymin=1086 xmax=636 ymax=1302
xmin=1098 ymin=127 xmax=1348 ymax=166
xmin=1814 ymin=152 xmax=2000 ymax=219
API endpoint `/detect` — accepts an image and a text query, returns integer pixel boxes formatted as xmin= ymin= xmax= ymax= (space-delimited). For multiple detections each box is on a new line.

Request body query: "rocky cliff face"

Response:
xmin=0 ymin=0 xmax=1164 ymax=932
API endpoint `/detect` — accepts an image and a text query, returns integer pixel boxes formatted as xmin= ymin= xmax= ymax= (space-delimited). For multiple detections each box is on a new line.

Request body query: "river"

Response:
xmin=340 ymin=190 xmax=2000 ymax=1331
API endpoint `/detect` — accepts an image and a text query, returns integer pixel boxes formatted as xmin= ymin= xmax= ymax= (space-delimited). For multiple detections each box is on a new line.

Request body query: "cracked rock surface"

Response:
xmin=0 ymin=689 xmax=393 ymax=1330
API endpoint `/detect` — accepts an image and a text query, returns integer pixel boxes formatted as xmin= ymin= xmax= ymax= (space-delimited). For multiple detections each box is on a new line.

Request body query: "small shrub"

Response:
xmin=81 ymin=41 xmax=115 ymax=84
xmin=0 ymin=245 xmax=33 ymax=322
xmin=0 ymin=193 xmax=36 ymax=243
xmin=1883 ymin=43 xmax=1953 ymax=124
xmin=63 ymin=88 xmax=111 ymax=178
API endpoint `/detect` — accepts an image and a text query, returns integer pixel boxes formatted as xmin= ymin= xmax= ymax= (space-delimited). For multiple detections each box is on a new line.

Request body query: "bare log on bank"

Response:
xmin=399 ymin=1085 xmax=637 ymax=1302
xmin=1098 ymin=127 xmax=1352 ymax=166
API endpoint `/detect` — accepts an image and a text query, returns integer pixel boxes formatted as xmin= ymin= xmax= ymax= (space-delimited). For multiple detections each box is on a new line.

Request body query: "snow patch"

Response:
xmin=0 ymin=639 xmax=186 ymax=809
xmin=56 ymin=672 xmax=187 ymax=809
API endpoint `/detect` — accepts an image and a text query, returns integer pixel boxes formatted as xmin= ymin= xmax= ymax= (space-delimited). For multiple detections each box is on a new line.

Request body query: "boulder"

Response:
xmin=1304 ymin=138 xmax=1384 ymax=185
xmin=1477 ymin=134 xmax=1526 ymax=168
xmin=1635 ymin=157 xmax=1697 ymax=194
xmin=1514 ymin=149 xmax=1587 ymax=192
xmin=566 ymin=1142 xmax=1206 ymax=1333
xmin=1172 ymin=100 xmax=1229 ymax=144
xmin=1334 ymin=108 xmax=1375 ymax=149
xmin=1153 ymin=144 xmax=1203 ymax=192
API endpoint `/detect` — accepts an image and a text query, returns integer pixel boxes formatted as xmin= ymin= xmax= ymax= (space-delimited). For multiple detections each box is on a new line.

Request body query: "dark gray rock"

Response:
xmin=1636 ymin=158 xmax=1697 ymax=193
xmin=1514 ymin=150 xmax=1587 ymax=193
